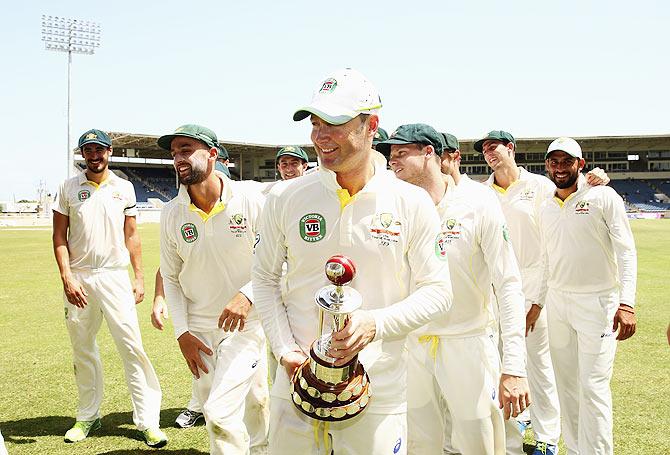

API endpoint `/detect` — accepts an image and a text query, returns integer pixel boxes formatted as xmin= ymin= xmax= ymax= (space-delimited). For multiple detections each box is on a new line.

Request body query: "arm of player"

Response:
xmin=252 ymin=191 xmax=304 ymax=376
xmin=151 ymin=269 xmax=169 ymax=330
xmin=124 ymin=215 xmax=144 ymax=304
xmin=52 ymin=210 xmax=88 ymax=308
xmin=603 ymin=190 xmax=638 ymax=340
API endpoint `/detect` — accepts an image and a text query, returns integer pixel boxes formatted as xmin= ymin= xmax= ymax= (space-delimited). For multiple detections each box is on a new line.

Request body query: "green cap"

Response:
xmin=216 ymin=144 xmax=229 ymax=160
xmin=441 ymin=132 xmax=459 ymax=152
xmin=375 ymin=123 xmax=445 ymax=156
xmin=276 ymin=146 xmax=308 ymax=162
xmin=78 ymin=129 xmax=112 ymax=149
xmin=158 ymin=124 xmax=219 ymax=151
xmin=215 ymin=161 xmax=232 ymax=178
xmin=473 ymin=130 xmax=516 ymax=153
xmin=372 ymin=127 xmax=389 ymax=146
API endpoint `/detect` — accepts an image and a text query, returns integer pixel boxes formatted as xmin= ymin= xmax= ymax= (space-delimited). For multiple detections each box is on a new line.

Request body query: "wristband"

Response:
xmin=618 ymin=305 xmax=635 ymax=314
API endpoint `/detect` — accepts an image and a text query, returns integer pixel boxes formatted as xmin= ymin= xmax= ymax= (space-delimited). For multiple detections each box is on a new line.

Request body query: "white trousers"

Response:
xmin=408 ymin=334 xmax=506 ymax=455
xmin=547 ymin=288 xmax=618 ymax=455
xmin=64 ymin=269 xmax=162 ymax=430
xmin=268 ymin=397 xmax=406 ymax=455
xmin=0 ymin=429 xmax=7 ymax=455
xmin=524 ymin=307 xmax=561 ymax=445
xmin=192 ymin=325 xmax=269 ymax=455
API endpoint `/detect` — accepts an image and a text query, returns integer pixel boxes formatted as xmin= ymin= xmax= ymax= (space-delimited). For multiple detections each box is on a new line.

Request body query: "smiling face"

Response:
xmin=309 ymin=114 xmax=376 ymax=174
xmin=81 ymin=144 xmax=112 ymax=174
xmin=482 ymin=139 xmax=515 ymax=170
xmin=170 ymin=136 xmax=215 ymax=185
xmin=277 ymin=155 xmax=308 ymax=180
xmin=545 ymin=150 xmax=584 ymax=189
xmin=388 ymin=143 xmax=434 ymax=185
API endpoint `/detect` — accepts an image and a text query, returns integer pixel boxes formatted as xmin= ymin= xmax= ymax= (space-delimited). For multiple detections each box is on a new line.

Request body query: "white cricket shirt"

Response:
xmin=420 ymin=175 xmax=526 ymax=376
xmin=252 ymin=152 xmax=453 ymax=414
xmin=538 ymin=174 xmax=637 ymax=307
xmin=160 ymin=172 xmax=265 ymax=339
xmin=54 ymin=171 xmax=137 ymax=271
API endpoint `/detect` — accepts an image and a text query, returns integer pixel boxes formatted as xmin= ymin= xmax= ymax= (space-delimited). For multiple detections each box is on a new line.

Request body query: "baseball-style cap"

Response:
xmin=375 ymin=123 xmax=446 ymax=156
xmin=78 ymin=129 xmax=112 ymax=149
xmin=545 ymin=137 xmax=583 ymax=159
xmin=293 ymin=68 xmax=382 ymax=125
xmin=215 ymin=160 xmax=232 ymax=178
xmin=157 ymin=124 xmax=219 ymax=151
xmin=372 ymin=127 xmax=389 ymax=146
xmin=441 ymin=132 xmax=460 ymax=152
xmin=276 ymin=145 xmax=309 ymax=162
xmin=217 ymin=144 xmax=229 ymax=160
xmin=473 ymin=130 xmax=516 ymax=153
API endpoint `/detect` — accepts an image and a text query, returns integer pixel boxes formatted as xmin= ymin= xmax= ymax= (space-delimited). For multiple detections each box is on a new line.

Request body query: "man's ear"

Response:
xmin=578 ymin=158 xmax=586 ymax=171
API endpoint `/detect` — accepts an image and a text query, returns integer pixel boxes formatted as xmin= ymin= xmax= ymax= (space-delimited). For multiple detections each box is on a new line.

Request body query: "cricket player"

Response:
xmin=538 ymin=137 xmax=637 ymax=455
xmin=477 ymin=130 xmax=608 ymax=455
xmin=276 ymin=146 xmax=309 ymax=180
xmin=158 ymin=124 xmax=269 ymax=454
xmin=252 ymin=68 xmax=453 ymax=455
xmin=52 ymin=129 xmax=166 ymax=447
xmin=378 ymin=124 xmax=529 ymax=454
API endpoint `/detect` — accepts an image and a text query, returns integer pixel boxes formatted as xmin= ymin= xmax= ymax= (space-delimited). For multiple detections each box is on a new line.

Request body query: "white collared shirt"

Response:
xmin=538 ymin=174 xmax=637 ymax=306
xmin=160 ymin=172 xmax=266 ymax=339
xmin=252 ymin=152 xmax=453 ymax=413
xmin=54 ymin=171 xmax=137 ymax=271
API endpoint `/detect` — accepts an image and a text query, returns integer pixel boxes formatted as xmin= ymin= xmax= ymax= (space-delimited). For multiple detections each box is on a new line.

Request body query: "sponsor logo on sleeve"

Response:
xmin=502 ymin=224 xmax=510 ymax=242
xmin=78 ymin=189 xmax=91 ymax=201
xmin=181 ymin=223 xmax=198 ymax=243
xmin=393 ymin=438 xmax=402 ymax=454
xmin=300 ymin=213 xmax=325 ymax=242
xmin=434 ymin=232 xmax=449 ymax=260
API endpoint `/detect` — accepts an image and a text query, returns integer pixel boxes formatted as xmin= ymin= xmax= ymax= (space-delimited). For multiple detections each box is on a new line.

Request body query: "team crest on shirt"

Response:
xmin=229 ymin=213 xmax=248 ymax=237
xmin=440 ymin=218 xmax=462 ymax=243
xmin=369 ymin=212 xmax=401 ymax=246
xmin=112 ymin=191 xmax=123 ymax=201
xmin=300 ymin=213 xmax=326 ymax=242
xmin=77 ymin=189 xmax=91 ymax=201
xmin=434 ymin=232 xmax=449 ymax=261
xmin=575 ymin=200 xmax=590 ymax=214
xmin=519 ymin=189 xmax=536 ymax=201
xmin=319 ymin=78 xmax=337 ymax=93
xmin=181 ymin=223 xmax=198 ymax=243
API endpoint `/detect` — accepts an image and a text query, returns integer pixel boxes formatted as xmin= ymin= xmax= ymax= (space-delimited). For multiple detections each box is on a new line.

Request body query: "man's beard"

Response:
xmin=551 ymin=170 xmax=579 ymax=189
xmin=178 ymin=165 xmax=208 ymax=185
xmin=86 ymin=160 xmax=106 ymax=174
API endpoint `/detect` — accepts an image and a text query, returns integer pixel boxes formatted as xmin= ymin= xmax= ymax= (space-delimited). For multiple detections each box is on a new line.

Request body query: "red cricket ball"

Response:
xmin=325 ymin=255 xmax=356 ymax=286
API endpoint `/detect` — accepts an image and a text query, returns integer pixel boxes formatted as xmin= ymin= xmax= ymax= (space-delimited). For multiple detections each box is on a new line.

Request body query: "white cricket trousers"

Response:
xmin=546 ymin=288 xmax=618 ymax=455
xmin=191 ymin=325 xmax=269 ymax=455
xmin=408 ymin=334 xmax=506 ymax=455
xmin=268 ymin=396 xmax=406 ymax=454
xmin=64 ymin=268 xmax=161 ymax=430
xmin=0 ymin=429 xmax=7 ymax=455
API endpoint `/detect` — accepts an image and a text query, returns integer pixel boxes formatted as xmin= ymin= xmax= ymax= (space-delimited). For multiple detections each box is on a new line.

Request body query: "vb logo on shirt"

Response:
xmin=78 ymin=189 xmax=91 ymax=201
xmin=181 ymin=223 xmax=198 ymax=243
xmin=299 ymin=213 xmax=325 ymax=242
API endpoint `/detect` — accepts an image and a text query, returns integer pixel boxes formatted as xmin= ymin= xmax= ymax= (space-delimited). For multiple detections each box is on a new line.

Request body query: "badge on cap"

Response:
xmin=319 ymin=78 xmax=337 ymax=93
xmin=86 ymin=133 xmax=97 ymax=140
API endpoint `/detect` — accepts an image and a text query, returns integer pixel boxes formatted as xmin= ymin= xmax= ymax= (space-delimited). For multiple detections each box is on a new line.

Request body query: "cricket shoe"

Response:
xmin=141 ymin=427 xmax=168 ymax=448
xmin=64 ymin=418 xmax=101 ymax=442
xmin=175 ymin=409 xmax=204 ymax=428
xmin=532 ymin=441 xmax=557 ymax=455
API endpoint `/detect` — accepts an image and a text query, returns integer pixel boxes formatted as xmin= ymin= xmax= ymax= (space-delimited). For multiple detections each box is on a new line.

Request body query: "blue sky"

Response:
xmin=1 ymin=0 xmax=668 ymax=200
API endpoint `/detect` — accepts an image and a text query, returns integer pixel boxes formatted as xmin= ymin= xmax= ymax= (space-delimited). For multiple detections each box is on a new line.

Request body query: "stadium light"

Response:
xmin=41 ymin=15 xmax=102 ymax=178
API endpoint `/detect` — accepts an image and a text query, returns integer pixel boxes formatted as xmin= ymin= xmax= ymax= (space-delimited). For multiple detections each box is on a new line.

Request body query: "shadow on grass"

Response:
xmin=0 ymin=408 xmax=194 ymax=446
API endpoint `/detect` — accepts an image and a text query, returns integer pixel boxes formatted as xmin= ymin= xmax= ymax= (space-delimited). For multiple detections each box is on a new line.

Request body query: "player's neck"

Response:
xmin=555 ymin=184 xmax=578 ymax=201
xmin=187 ymin=173 xmax=223 ymax=213
xmin=86 ymin=168 xmax=109 ymax=184
xmin=335 ymin=158 xmax=374 ymax=196
xmin=493 ymin=164 xmax=520 ymax=189
xmin=420 ymin=169 xmax=448 ymax=205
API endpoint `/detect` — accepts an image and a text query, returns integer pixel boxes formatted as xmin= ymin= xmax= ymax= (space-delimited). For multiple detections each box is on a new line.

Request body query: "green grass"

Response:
xmin=1 ymin=220 xmax=669 ymax=454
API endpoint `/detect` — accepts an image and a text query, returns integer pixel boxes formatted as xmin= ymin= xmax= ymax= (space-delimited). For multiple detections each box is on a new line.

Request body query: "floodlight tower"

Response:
xmin=41 ymin=15 xmax=102 ymax=178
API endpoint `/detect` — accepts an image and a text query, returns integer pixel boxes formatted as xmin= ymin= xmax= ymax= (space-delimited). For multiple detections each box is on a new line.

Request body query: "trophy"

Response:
xmin=290 ymin=255 xmax=371 ymax=421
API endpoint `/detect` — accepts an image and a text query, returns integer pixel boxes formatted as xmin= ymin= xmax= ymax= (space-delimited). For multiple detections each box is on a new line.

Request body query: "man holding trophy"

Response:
xmin=252 ymin=68 xmax=453 ymax=454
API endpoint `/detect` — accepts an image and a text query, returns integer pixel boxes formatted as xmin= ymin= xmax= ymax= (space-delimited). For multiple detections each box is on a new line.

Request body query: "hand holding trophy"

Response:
xmin=290 ymin=255 xmax=371 ymax=421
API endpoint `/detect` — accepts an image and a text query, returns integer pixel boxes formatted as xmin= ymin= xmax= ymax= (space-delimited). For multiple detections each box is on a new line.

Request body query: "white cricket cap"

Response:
xmin=293 ymin=68 xmax=382 ymax=125
xmin=545 ymin=136 xmax=583 ymax=159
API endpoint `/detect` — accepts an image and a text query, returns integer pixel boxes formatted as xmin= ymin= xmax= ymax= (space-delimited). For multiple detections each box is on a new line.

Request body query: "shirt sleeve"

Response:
xmin=159 ymin=206 xmax=190 ymax=339
xmin=252 ymin=191 xmax=302 ymax=361
xmin=602 ymin=189 xmax=637 ymax=307
xmin=123 ymin=181 xmax=138 ymax=217
xmin=369 ymin=191 xmax=453 ymax=340
xmin=54 ymin=181 xmax=69 ymax=216
xmin=479 ymin=194 xmax=527 ymax=376
xmin=239 ymin=188 xmax=266 ymax=304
